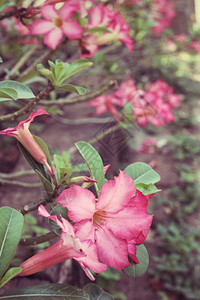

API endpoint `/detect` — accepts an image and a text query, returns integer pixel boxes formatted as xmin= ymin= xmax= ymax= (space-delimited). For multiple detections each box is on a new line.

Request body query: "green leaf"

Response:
xmin=98 ymin=267 xmax=120 ymax=280
xmin=57 ymin=84 xmax=86 ymax=95
xmin=83 ymin=284 xmax=114 ymax=300
xmin=60 ymin=59 xmax=93 ymax=82
xmin=85 ymin=27 xmax=111 ymax=33
xmin=35 ymin=170 xmax=53 ymax=197
xmin=124 ymin=162 xmax=160 ymax=185
xmin=54 ymin=60 xmax=70 ymax=83
xmin=75 ymin=141 xmax=105 ymax=195
xmin=49 ymin=204 xmax=69 ymax=235
xmin=0 ymin=267 xmax=22 ymax=288
xmin=72 ymin=163 xmax=88 ymax=172
xmin=33 ymin=136 xmax=52 ymax=167
xmin=0 ymin=207 xmax=24 ymax=279
xmin=37 ymin=64 xmax=54 ymax=83
xmin=123 ymin=244 xmax=149 ymax=278
xmin=0 ymin=80 xmax=34 ymax=99
xmin=0 ymin=284 xmax=90 ymax=299
xmin=0 ymin=88 xmax=18 ymax=102
xmin=0 ymin=56 xmax=2 ymax=62
xmin=135 ymin=183 xmax=161 ymax=195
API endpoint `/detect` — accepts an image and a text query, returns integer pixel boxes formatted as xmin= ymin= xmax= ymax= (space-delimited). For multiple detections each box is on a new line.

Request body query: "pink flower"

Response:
xmin=56 ymin=171 xmax=153 ymax=270
xmin=31 ymin=3 xmax=83 ymax=49
xmin=19 ymin=205 xmax=107 ymax=280
xmin=0 ymin=108 xmax=52 ymax=174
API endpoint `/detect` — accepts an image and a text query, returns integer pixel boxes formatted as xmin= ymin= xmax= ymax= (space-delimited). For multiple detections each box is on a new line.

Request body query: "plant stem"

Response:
xmin=0 ymin=7 xmax=25 ymax=21
xmin=54 ymin=116 xmax=113 ymax=125
xmin=0 ymin=170 xmax=34 ymax=178
xmin=19 ymin=231 xmax=58 ymax=246
xmin=0 ymin=177 xmax=41 ymax=188
xmin=0 ymin=82 xmax=54 ymax=123
xmin=19 ymin=199 xmax=47 ymax=215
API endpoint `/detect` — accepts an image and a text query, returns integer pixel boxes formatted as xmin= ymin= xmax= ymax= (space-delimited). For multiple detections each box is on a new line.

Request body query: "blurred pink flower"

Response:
xmin=31 ymin=3 xmax=82 ymax=49
xmin=56 ymin=171 xmax=153 ymax=269
xmin=0 ymin=108 xmax=52 ymax=174
xmin=19 ymin=205 xmax=107 ymax=280
xmin=137 ymin=138 xmax=157 ymax=154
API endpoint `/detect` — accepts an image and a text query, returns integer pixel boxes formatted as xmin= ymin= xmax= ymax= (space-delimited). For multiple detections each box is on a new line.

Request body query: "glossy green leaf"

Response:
xmin=123 ymin=244 xmax=149 ymax=278
xmin=0 ymin=207 xmax=24 ymax=279
xmin=75 ymin=141 xmax=105 ymax=195
xmin=33 ymin=136 xmax=52 ymax=167
xmin=0 ymin=284 xmax=90 ymax=299
xmin=0 ymin=80 xmax=34 ymax=99
xmin=0 ymin=88 xmax=18 ymax=101
xmin=0 ymin=267 xmax=22 ymax=288
xmin=57 ymin=84 xmax=86 ymax=95
xmin=135 ymin=182 xmax=161 ymax=195
xmin=124 ymin=162 xmax=160 ymax=185
xmin=83 ymin=284 xmax=114 ymax=300
xmin=49 ymin=204 xmax=69 ymax=235
xmin=35 ymin=170 xmax=53 ymax=197
xmin=60 ymin=59 xmax=93 ymax=82
xmin=18 ymin=142 xmax=48 ymax=180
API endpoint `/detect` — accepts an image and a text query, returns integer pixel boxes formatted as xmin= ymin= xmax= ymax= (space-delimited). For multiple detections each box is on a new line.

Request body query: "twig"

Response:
xmin=0 ymin=82 xmax=54 ymax=123
xmin=40 ymin=80 xmax=117 ymax=106
xmin=0 ymin=178 xmax=41 ymax=188
xmin=0 ymin=170 xmax=34 ymax=178
xmin=19 ymin=199 xmax=47 ymax=215
xmin=19 ymin=231 xmax=58 ymax=246
xmin=0 ymin=7 xmax=25 ymax=21
xmin=54 ymin=116 xmax=113 ymax=125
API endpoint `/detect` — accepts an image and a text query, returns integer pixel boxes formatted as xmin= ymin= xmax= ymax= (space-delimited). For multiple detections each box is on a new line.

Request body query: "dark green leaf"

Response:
xmin=35 ymin=170 xmax=53 ymax=197
xmin=0 ymin=207 xmax=24 ymax=279
xmin=0 ymin=88 xmax=18 ymax=101
xmin=18 ymin=142 xmax=48 ymax=180
xmin=124 ymin=162 xmax=160 ymax=185
xmin=0 ymin=284 xmax=90 ymax=299
xmin=0 ymin=80 xmax=34 ymax=99
xmin=49 ymin=204 xmax=69 ymax=235
xmin=123 ymin=244 xmax=149 ymax=278
xmin=57 ymin=84 xmax=86 ymax=95
xmin=83 ymin=284 xmax=113 ymax=300
xmin=33 ymin=136 xmax=52 ymax=167
xmin=135 ymin=183 xmax=161 ymax=195
xmin=0 ymin=267 xmax=22 ymax=288
xmin=75 ymin=141 xmax=105 ymax=195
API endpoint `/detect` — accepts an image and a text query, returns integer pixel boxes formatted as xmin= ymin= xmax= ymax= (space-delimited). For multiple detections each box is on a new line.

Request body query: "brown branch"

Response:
xmin=0 ymin=7 xmax=25 ymax=21
xmin=19 ymin=199 xmax=47 ymax=215
xmin=19 ymin=231 xmax=58 ymax=246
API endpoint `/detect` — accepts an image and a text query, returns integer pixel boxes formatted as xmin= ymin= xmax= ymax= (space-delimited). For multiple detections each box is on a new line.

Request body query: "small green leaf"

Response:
xmin=135 ymin=183 xmax=161 ymax=195
xmin=33 ymin=135 xmax=52 ymax=167
xmin=37 ymin=64 xmax=54 ymax=83
xmin=0 ymin=88 xmax=18 ymax=101
xmin=85 ymin=27 xmax=111 ymax=33
xmin=124 ymin=162 xmax=160 ymax=185
xmin=75 ymin=141 xmax=105 ymax=195
xmin=60 ymin=59 xmax=93 ymax=82
xmin=35 ymin=170 xmax=53 ymax=197
xmin=54 ymin=154 xmax=72 ymax=184
xmin=0 ymin=267 xmax=22 ymax=288
xmin=0 ymin=56 xmax=2 ymax=63
xmin=83 ymin=284 xmax=114 ymax=300
xmin=0 ymin=284 xmax=90 ymax=299
xmin=0 ymin=207 xmax=24 ymax=279
xmin=123 ymin=244 xmax=149 ymax=278
xmin=0 ymin=80 xmax=34 ymax=99
xmin=57 ymin=84 xmax=86 ymax=95
xmin=49 ymin=204 xmax=69 ymax=235
xmin=17 ymin=142 xmax=48 ymax=180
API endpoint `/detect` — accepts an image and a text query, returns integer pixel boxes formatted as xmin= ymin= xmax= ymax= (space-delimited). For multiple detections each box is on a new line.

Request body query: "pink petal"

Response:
xmin=97 ymin=171 xmax=136 ymax=212
xmin=104 ymin=207 xmax=153 ymax=241
xmin=130 ymin=190 xmax=149 ymax=212
xmin=104 ymin=164 xmax=111 ymax=175
xmin=31 ymin=20 xmax=54 ymax=35
xmin=95 ymin=227 xmax=130 ymax=269
xmin=18 ymin=108 xmax=48 ymax=129
xmin=41 ymin=5 xmax=58 ymax=20
xmin=87 ymin=6 xmax=104 ymax=27
xmin=43 ymin=28 xmax=63 ymax=49
xmin=75 ymin=219 xmax=95 ymax=242
xmin=0 ymin=127 xmax=17 ymax=137
xmin=62 ymin=20 xmax=83 ymax=39
xmin=56 ymin=185 xmax=96 ymax=222
xmin=128 ymin=243 xmax=139 ymax=263
xmin=59 ymin=2 xmax=78 ymax=20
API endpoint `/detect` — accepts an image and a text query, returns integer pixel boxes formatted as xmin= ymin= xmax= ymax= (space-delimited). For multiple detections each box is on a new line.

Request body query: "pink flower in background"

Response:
xmin=31 ymin=3 xmax=83 ymax=49
xmin=81 ymin=5 xmax=133 ymax=58
xmin=56 ymin=171 xmax=153 ymax=269
xmin=137 ymin=138 xmax=157 ymax=154
xmin=19 ymin=205 xmax=107 ymax=280
xmin=88 ymin=94 xmax=119 ymax=116
xmin=189 ymin=40 xmax=200 ymax=53
xmin=0 ymin=108 xmax=52 ymax=174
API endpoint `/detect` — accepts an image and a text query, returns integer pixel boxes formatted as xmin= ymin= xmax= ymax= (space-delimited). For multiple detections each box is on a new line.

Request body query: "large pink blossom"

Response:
xmin=19 ymin=205 xmax=107 ymax=280
xmin=31 ymin=3 xmax=83 ymax=49
xmin=0 ymin=108 xmax=52 ymax=174
xmin=56 ymin=171 xmax=153 ymax=270
xmin=81 ymin=5 xmax=133 ymax=58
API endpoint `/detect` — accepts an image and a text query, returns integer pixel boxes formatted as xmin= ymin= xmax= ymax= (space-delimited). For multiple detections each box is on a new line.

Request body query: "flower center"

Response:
xmin=93 ymin=210 xmax=105 ymax=228
xmin=53 ymin=17 xmax=63 ymax=28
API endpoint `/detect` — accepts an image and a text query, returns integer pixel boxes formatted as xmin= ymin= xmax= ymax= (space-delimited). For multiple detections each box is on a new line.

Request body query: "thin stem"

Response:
xmin=19 ymin=199 xmax=47 ymax=215
xmin=54 ymin=116 xmax=113 ymax=125
xmin=40 ymin=80 xmax=117 ymax=106
xmin=5 ymin=45 xmax=39 ymax=80
xmin=0 ymin=177 xmax=41 ymax=188
xmin=19 ymin=231 xmax=58 ymax=246
xmin=0 ymin=170 xmax=34 ymax=178
xmin=0 ymin=82 xmax=54 ymax=123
